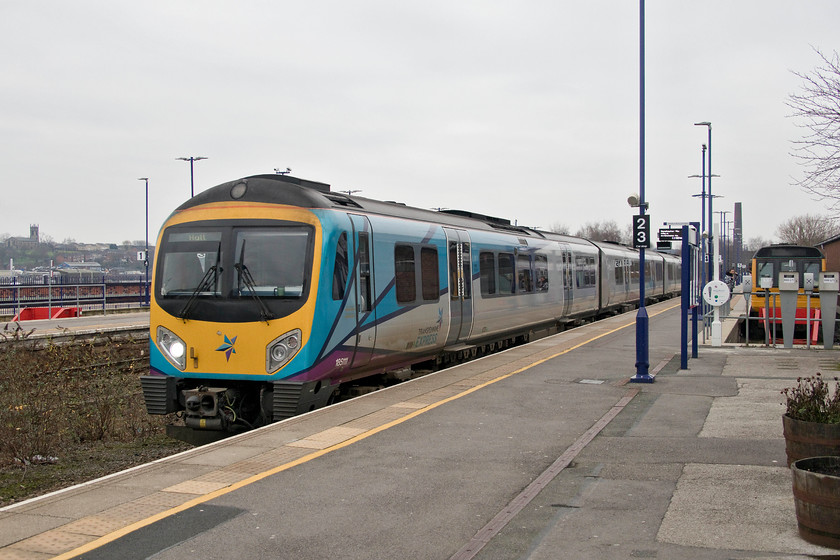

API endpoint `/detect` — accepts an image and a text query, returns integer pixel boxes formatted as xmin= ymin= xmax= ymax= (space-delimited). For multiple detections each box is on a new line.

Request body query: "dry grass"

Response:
xmin=0 ymin=333 xmax=189 ymax=506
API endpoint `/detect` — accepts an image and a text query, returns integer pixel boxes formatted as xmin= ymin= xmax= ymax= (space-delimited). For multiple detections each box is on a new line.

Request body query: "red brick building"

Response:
xmin=816 ymin=234 xmax=840 ymax=274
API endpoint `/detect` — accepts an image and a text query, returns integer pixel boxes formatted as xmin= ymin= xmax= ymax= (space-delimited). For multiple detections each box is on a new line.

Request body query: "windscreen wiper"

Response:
xmin=235 ymin=239 xmax=274 ymax=323
xmin=178 ymin=244 xmax=222 ymax=320
xmin=178 ymin=264 xmax=220 ymax=320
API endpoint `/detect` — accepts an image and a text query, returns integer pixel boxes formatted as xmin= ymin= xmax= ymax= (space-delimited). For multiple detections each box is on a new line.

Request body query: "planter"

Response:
xmin=783 ymin=414 xmax=840 ymax=466
xmin=791 ymin=456 xmax=840 ymax=549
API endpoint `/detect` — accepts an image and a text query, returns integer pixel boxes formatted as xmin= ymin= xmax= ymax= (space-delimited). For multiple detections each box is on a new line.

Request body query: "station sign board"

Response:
xmin=633 ymin=214 xmax=651 ymax=248
xmin=658 ymin=228 xmax=682 ymax=241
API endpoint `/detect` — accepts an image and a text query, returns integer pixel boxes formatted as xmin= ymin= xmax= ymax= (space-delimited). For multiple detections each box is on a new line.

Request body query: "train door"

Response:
xmin=350 ymin=215 xmax=376 ymax=368
xmin=560 ymin=246 xmax=573 ymax=316
xmin=444 ymin=228 xmax=472 ymax=346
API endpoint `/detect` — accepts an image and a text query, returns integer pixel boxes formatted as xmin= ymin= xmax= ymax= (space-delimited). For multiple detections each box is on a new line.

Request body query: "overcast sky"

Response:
xmin=2 ymin=1 xmax=838 ymax=247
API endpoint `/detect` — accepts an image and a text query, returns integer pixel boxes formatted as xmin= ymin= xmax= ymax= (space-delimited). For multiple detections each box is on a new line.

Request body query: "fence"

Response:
xmin=0 ymin=274 xmax=150 ymax=318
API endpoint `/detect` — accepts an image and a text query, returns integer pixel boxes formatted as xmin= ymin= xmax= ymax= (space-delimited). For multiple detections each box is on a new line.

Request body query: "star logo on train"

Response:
xmin=215 ymin=335 xmax=237 ymax=361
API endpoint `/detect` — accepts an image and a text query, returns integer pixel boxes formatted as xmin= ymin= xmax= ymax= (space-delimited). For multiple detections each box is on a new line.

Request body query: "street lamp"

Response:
xmin=176 ymin=156 xmax=208 ymax=198
xmin=694 ymin=122 xmax=713 ymax=281
xmin=138 ymin=177 xmax=149 ymax=307
xmin=630 ymin=0 xmax=652 ymax=383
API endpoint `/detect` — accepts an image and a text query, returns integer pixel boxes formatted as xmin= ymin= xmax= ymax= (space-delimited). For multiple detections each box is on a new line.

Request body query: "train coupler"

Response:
xmin=183 ymin=386 xmax=229 ymax=430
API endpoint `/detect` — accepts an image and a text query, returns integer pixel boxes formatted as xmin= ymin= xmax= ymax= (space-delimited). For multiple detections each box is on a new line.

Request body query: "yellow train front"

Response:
xmin=748 ymin=244 xmax=826 ymax=341
xmin=141 ymin=175 xmax=347 ymax=432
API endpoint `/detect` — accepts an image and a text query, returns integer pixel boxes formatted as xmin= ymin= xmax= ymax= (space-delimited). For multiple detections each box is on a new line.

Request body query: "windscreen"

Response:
xmin=155 ymin=223 xmax=314 ymax=322
xmin=159 ymin=231 xmax=223 ymax=296
xmin=234 ymin=229 xmax=309 ymax=298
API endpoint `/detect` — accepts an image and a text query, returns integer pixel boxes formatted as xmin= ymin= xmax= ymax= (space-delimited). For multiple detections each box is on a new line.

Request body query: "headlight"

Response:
xmin=266 ymin=329 xmax=302 ymax=373
xmin=157 ymin=326 xmax=187 ymax=370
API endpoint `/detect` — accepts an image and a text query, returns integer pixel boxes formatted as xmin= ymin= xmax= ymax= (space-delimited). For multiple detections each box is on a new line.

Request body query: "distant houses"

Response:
xmin=2 ymin=224 xmax=153 ymax=273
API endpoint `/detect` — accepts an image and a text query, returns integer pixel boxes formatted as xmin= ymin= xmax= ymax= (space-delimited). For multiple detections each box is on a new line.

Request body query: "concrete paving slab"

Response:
xmin=657 ymin=463 xmax=835 ymax=556
xmin=700 ymin=377 xmax=793 ymax=440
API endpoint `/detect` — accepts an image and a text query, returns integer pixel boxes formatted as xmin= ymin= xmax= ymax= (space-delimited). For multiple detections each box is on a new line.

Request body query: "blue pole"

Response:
xmin=632 ymin=0 xmax=652 ymax=383
xmin=699 ymin=145 xmax=706 ymax=294
xmin=680 ymin=225 xmax=689 ymax=369
xmin=691 ymin=221 xmax=700 ymax=358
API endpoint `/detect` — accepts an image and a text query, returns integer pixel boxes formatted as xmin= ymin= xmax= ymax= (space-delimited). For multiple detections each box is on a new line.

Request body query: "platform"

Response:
xmin=1 ymin=300 xmax=838 ymax=559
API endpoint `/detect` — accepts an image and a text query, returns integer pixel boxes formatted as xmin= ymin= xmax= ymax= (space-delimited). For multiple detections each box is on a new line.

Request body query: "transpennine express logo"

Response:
xmin=216 ymin=335 xmax=237 ymax=361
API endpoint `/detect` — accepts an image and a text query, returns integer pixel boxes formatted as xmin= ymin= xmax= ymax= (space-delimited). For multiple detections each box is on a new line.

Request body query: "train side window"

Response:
xmin=480 ymin=252 xmax=496 ymax=295
xmin=805 ymin=261 xmax=821 ymax=287
xmin=535 ymin=254 xmax=548 ymax=292
xmin=332 ymin=232 xmax=348 ymax=300
xmin=358 ymin=233 xmax=372 ymax=311
xmin=421 ymin=247 xmax=439 ymax=301
xmin=517 ymin=254 xmax=532 ymax=293
xmin=461 ymin=243 xmax=471 ymax=300
xmin=499 ymin=253 xmax=515 ymax=294
xmin=395 ymin=244 xmax=416 ymax=303
xmin=615 ymin=263 xmax=623 ymax=284
xmin=756 ymin=261 xmax=774 ymax=287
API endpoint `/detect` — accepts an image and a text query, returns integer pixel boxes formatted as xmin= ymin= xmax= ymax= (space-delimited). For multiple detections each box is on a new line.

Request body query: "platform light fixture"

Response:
xmin=630 ymin=0 xmax=652 ymax=383
xmin=176 ymin=156 xmax=208 ymax=198
xmin=694 ymin=122 xmax=713 ymax=281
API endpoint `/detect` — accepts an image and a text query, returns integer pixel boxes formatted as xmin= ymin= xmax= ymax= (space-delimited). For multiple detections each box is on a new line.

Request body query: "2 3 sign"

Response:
xmin=633 ymin=214 xmax=650 ymax=248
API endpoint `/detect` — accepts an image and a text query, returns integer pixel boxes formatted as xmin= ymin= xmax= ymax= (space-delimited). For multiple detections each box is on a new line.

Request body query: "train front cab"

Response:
xmin=143 ymin=205 xmax=340 ymax=431
xmin=748 ymin=245 xmax=826 ymax=336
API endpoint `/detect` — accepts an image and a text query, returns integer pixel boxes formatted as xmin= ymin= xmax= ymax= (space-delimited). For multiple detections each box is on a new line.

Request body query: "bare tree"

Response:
xmin=549 ymin=223 xmax=571 ymax=235
xmin=575 ymin=220 xmax=624 ymax=243
xmin=787 ymin=49 xmax=840 ymax=213
xmin=743 ymin=236 xmax=774 ymax=252
xmin=776 ymin=213 xmax=840 ymax=246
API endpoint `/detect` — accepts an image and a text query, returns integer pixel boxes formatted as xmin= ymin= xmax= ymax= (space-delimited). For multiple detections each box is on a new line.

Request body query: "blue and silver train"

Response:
xmin=141 ymin=174 xmax=680 ymax=431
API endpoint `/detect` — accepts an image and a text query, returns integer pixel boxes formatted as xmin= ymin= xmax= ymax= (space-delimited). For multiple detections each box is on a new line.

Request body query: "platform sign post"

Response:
xmin=678 ymin=224 xmax=700 ymax=369
xmin=819 ymin=272 xmax=838 ymax=349
xmin=691 ymin=221 xmax=700 ymax=359
xmin=742 ymin=275 xmax=752 ymax=346
xmin=778 ymin=272 xmax=799 ymax=349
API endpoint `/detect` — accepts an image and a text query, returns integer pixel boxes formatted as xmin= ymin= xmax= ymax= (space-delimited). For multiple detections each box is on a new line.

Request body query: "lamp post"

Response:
xmin=630 ymin=0 xmax=652 ymax=383
xmin=176 ymin=156 xmax=208 ymax=198
xmin=719 ymin=210 xmax=731 ymax=274
xmin=689 ymin=144 xmax=708 ymax=300
xmin=138 ymin=177 xmax=149 ymax=307
xmin=694 ymin=122 xmax=712 ymax=282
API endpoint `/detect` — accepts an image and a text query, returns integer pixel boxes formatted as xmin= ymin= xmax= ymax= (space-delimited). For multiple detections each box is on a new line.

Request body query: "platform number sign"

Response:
xmin=633 ymin=214 xmax=650 ymax=248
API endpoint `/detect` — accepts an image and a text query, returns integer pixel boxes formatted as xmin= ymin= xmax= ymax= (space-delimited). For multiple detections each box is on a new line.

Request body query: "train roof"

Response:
xmin=178 ymin=174 xmax=555 ymax=236
xmin=176 ymin=174 xmax=660 ymax=257
xmin=753 ymin=244 xmax=824 ymax=259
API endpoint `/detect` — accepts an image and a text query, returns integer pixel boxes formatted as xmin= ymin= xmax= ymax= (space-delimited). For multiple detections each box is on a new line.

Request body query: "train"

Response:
xmin=140 ymin=174 xmax=681 ymax=432
xmin=748 ymin=244 xmax=826 ymax=340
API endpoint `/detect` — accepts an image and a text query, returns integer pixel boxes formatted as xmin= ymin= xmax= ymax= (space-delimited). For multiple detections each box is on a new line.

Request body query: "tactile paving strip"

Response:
xmin=286 ymin=426 xmax=366 ymax=449
xmin=9 ymin=530 xmax=96 ymax=555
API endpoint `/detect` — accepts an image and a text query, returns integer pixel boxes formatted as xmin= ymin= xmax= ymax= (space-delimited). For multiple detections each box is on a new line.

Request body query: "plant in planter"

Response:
xmin=781 ymin=373 xmax=840 ymax=466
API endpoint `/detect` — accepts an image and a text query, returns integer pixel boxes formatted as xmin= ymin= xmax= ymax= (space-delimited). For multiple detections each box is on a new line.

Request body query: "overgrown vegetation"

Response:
xmin=782 ymin=373 xmax=840 ymax=424
xmin=0 ymin=332 xmax=188 ymax=505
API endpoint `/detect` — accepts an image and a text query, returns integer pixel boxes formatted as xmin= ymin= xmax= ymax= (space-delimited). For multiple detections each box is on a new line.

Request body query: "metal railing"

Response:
xmin=0 ymin=275 xmax=150 ymax=318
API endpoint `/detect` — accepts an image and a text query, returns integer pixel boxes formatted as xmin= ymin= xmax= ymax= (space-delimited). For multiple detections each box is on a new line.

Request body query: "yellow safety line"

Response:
xmin=54 ymin=302 xmax=678 ymax=559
